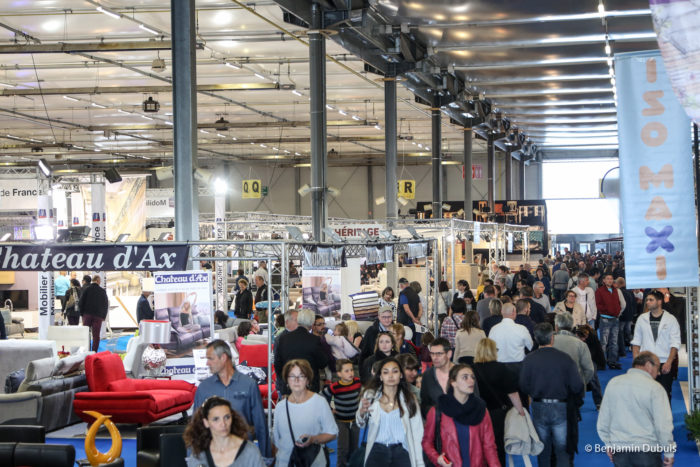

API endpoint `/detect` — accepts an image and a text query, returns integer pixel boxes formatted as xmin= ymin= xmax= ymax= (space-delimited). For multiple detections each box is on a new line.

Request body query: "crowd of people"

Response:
xmin=173 ymin=251 xmax=681 ymax=467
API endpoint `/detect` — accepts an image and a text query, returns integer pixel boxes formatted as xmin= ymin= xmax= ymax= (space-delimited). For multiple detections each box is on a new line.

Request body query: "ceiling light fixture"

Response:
xmin=0 ymin=82 xmax=15 ymax=88
xmin=292 ymin=90 xmax=302 ymax=96
xmin=91 ymin=102 xmax=107 ymax=109
xmin=96 ymin=5 xmax=121 ymax=20
xmin=225 ymin=61 xmax=241 ymax=70
xmin=338 ymin=109 xmax=347 ymax=116
xmin=63 ymin=95 xmax=79 ymax=101
xmin=142 ymin=96 xmax=160 ymax=113
xmin=141 ymin=115 xmax=153 ymax=120
xmin=254 ymin=73 xmax=266 ymax=80
xmin=217 ymin=133 xmax=226 ymax=138
xmin=214 ymin=117 xmax=229 ymax=131
xmin=200 ymin=129 xmax=209 ymax=134
xmin=352 ymin=115 xmax=361 ymax=121
xmin=139 ymin=24 xmax=159 ymax=35
xmin=326 ymin=104 xmax=334 ymax=110
xmin=151 ymin=58 xmax=166 ymax=72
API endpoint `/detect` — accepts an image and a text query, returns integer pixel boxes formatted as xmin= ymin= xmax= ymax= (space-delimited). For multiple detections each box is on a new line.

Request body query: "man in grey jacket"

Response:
xmin=553 ymin=312 xmax=594 ymax=385
xmin=597 ymin=351 xmax=675 ymax=466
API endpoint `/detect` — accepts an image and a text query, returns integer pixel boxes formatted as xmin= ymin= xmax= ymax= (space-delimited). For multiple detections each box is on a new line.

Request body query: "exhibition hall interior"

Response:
xmin=0 ymin=1 xmax=698 ymax=466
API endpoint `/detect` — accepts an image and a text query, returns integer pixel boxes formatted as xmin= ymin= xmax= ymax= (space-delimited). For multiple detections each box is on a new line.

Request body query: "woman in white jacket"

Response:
xmin=356 ymin=356 xmax=424 ymax=467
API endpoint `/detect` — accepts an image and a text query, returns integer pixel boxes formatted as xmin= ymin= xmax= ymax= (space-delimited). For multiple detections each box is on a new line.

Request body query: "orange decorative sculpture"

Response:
xmin=84 ymin=410 xmax=122 ymax=466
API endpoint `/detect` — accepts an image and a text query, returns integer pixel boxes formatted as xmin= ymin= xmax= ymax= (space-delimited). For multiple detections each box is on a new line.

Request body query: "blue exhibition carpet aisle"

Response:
xmin=48 ymin=350 xmax=696 ymax=466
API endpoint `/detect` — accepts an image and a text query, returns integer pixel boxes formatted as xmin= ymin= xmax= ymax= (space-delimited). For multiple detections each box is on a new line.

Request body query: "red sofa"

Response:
xmin=73 ymin=351 xmax=195 ymax=425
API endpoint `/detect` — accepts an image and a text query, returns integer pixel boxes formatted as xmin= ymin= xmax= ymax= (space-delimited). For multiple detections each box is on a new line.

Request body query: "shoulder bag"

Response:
xmin=286 ymin=400 xmax=321 ymax=467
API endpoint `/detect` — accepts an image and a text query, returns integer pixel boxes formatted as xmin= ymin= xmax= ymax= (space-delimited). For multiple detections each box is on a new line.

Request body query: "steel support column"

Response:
xmin=171 ymin=0 xmax=198 ymax=244
xmin=294 ymin=167 xmax=301 ymax=216
xmin=309 ymin=3 xmax=327 ymax=240
xmin=487 ymin=133 xmax=495 ymax=213
xmin=519 ymin=158 xmax=526 ymax=199
xmin=385 ymin=77 xmax=398 ymax=219
xmin=367 ymin=165 xmax=374 ymax=219
xmin=505 ymin=149 xmax=513 ymax=200
xmin=431 ymin=108 xmax=442 ymax=217
xmin=463 ymin=126 xmax=473 ymax=217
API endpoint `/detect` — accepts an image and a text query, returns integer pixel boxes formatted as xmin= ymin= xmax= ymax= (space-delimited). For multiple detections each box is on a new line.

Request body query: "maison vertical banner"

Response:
xmin=616 ymin=50 xmax=699 ymax=287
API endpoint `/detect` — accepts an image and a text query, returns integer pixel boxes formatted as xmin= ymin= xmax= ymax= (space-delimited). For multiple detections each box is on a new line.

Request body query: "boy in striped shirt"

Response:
xmin=321 ymin=359 xmax=362 ymax=467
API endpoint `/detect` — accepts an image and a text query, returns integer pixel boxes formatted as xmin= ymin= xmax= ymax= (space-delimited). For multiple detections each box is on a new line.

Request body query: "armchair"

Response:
xmin=0 ymin=392 xmax=42 ymax=425
xmin=73 ymin=351 xmax=195 ymax=425
xmin=1 ymin=309 xmax=23 ymax=338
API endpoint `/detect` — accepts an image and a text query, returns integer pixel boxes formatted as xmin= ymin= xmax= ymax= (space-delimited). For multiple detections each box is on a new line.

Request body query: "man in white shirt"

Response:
xmin=572 ymin=273 xmax=597 ymax=327
xmin=631 ymin=291 xmax=681 ymax=401
xmin=597 ymin=351 xmax=675 ymax=466
xmin=489 ymin=303 xmax=533 ymax=364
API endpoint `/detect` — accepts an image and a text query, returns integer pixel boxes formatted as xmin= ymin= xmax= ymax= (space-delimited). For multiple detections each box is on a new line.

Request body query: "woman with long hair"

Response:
xmin=183 ymin=396 xmax=265 ymax=466
xmin=356 ymin=357 xmax=424 ymax=467
xmin=472 ymin=338 xmax=525 ymax=466
xmin=360 ymin=331 xmax=399 ymax=384
xmin=273 ymin=359 xmax=337 ymax=467
xmin=437 ymin=281 xmax=452 ymax=322
xmin=422 ymin=364 xmax=500 ymax=467
xmin=453 ymin=310 xmax=486 ymax=365
xmin=64 ymin=278 xmax=82 ymax=326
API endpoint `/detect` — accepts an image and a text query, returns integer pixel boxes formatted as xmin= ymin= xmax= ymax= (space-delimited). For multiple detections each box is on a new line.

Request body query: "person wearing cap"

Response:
xmin=136 ymin=287 xmax=153 ymax=323
xmin=398 ymin=277 xmax=422 ymax=344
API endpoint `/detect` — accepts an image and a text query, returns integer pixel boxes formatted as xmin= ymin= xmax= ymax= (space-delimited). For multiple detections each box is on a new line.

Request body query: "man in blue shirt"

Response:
xmin=193 ymin=339 xmax=270 ymax=457
xmin=54 ymin=271 xmax=70 ymax=312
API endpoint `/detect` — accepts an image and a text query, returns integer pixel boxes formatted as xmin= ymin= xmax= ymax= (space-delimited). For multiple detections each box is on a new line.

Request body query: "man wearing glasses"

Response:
xmin=631 ymin=291 xmax=681 ymax=401
xmin=194 ymin=339 xmax=270 ymax=457
xmin=419 ymin=337 xmax=455 ymax=417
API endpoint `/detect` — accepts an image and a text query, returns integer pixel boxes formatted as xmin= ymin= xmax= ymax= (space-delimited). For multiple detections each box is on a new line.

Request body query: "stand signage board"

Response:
xmin=397 ymin=180 xmax=416 ymax=199
xmin=0 ymin=244 xmax=191 ymax=271
xmin=616 ymin=50 xmax=699 ymax=287
xmin=242 ymin=179 xmax=261 ymax=199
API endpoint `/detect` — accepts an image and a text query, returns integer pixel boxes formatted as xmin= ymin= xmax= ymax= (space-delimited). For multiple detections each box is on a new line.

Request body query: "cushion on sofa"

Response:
xmin=53 ymin=353 xmax=91 ymax=377
xmin=4 ymin=369 xmax=25 ymax=394
xmin=23 ymin=357 xmax=57 ymax=384
xmin=85 ymin=352 xmax=126 ymax=391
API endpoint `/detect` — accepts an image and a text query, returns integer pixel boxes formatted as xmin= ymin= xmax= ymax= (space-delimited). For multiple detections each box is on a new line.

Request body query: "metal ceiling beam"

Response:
xmin=0 ymin=40 xmax=179 ymax=54
xmin=0 ymin=83 xmax=291 ymax=96
xmin=454 ymin=57 xmax=608 ymax=71
xmin=85 ymin=119 xmax=378 ymax=132
xmin=471 ymin=74 xmax=611 ymax=86
xmin=487 ymin=87 xmax=613 ymax=98
xmin=435 ymin=32 xmax=656 ymax=51
xmin=419 ymin=9 xmax=651 ymax=28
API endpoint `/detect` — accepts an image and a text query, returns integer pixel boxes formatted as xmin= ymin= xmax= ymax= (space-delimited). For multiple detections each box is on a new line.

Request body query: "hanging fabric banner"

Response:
xmin=303 ymin=245 xmax=347 ymax=269
xmin=365 ymin=244 xmax=394 ymax=265
xmin=650 ymin=0 xmax=700 ymax=122
xmin=214 ymin=194 xmax=226 ymax=312
xmin=616 ymin=50 xmax=699 ymax=287
xmin=406 ymin=241 xmax=430 ymax=260
xmin=37 ymin=193 xmax=54 ymax=339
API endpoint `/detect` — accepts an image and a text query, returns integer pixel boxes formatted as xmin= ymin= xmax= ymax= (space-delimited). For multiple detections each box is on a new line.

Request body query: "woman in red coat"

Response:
xmin=422 ymin=364 xmax=500 ymax=467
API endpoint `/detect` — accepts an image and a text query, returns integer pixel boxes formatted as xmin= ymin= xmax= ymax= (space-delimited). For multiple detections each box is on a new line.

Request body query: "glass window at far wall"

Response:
xmin=542 ymin=160 xmax=621 ymax=235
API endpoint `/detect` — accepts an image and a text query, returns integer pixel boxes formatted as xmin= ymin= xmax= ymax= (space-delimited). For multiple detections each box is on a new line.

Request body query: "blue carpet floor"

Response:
xmin=48 ymin=349 xmax=697 ymax=466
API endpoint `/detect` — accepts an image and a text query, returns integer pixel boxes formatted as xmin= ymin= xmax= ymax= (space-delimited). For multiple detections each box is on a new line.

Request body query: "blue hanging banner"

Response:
xmin=616 ymin=50 xmax=698 ymax=287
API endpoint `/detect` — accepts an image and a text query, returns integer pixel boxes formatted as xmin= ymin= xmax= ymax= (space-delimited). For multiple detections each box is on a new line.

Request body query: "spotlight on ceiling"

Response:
xmin=115 ymin=233 xmax=130 ymax=242
xmin=37 ymin=158 xmax=52 ymax=178
xmin=151 ymin=58 xmax=166 ymax=73
xmin=375 ymin=196 xmax=386 ymax=206
xmin=285 ymin=226 xmax=307 ymax=242
xmin=214 ymin=117 xmax=229 ymax=131
xmin=0 ymin=232 xmax=11 ymax=242
xmin=33 ymin=225 xmax=55 ymax=241
xmin=194 ymin=168 xmax=214 ymax=185
xmin=322 ymin=228 xmax=344 ymax=243
xmin=327 ymin=186 xmax=341 ymax=197
xmin=142 ymin=96 xmax=160 ymax=113
xmin=397 ymin=196 xmax=409 ymax=206
xmin=104 ymin=167 xmax=122 ymax=184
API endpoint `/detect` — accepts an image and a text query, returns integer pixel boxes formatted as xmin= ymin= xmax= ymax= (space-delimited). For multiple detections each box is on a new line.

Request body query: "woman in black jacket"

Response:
xmin=64 ymin=278 xmax=82 ymax=325
xmin=234 ymin=278 xmax=253 ymax=320
xmin=360 ymin=332 xmax=398 ymax=384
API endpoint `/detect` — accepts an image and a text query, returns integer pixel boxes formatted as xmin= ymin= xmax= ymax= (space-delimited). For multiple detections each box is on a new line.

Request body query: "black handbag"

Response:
xmin=286 ymin=400 xmax=321 ymax=467
xmin=347 ymin=424 xmax=367 ymax=467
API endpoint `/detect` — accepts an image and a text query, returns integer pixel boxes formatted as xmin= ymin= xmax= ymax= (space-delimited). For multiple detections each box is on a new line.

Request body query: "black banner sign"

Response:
xmin=0 ymin=244 xmax=191 ymax=271
xmin=365 ymin=244 xmax=394 ymax=265
xmin=303 ymin=245 xmax=347 ymax=269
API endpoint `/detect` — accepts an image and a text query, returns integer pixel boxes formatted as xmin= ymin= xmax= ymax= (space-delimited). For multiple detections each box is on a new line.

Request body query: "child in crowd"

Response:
xmin=418 ymin=331 xmax=435 ymax=373
xmin=326 ymin=322 xmax=360 ymax=361
xmin=321 ymin=359 xmax=362 ymax=467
